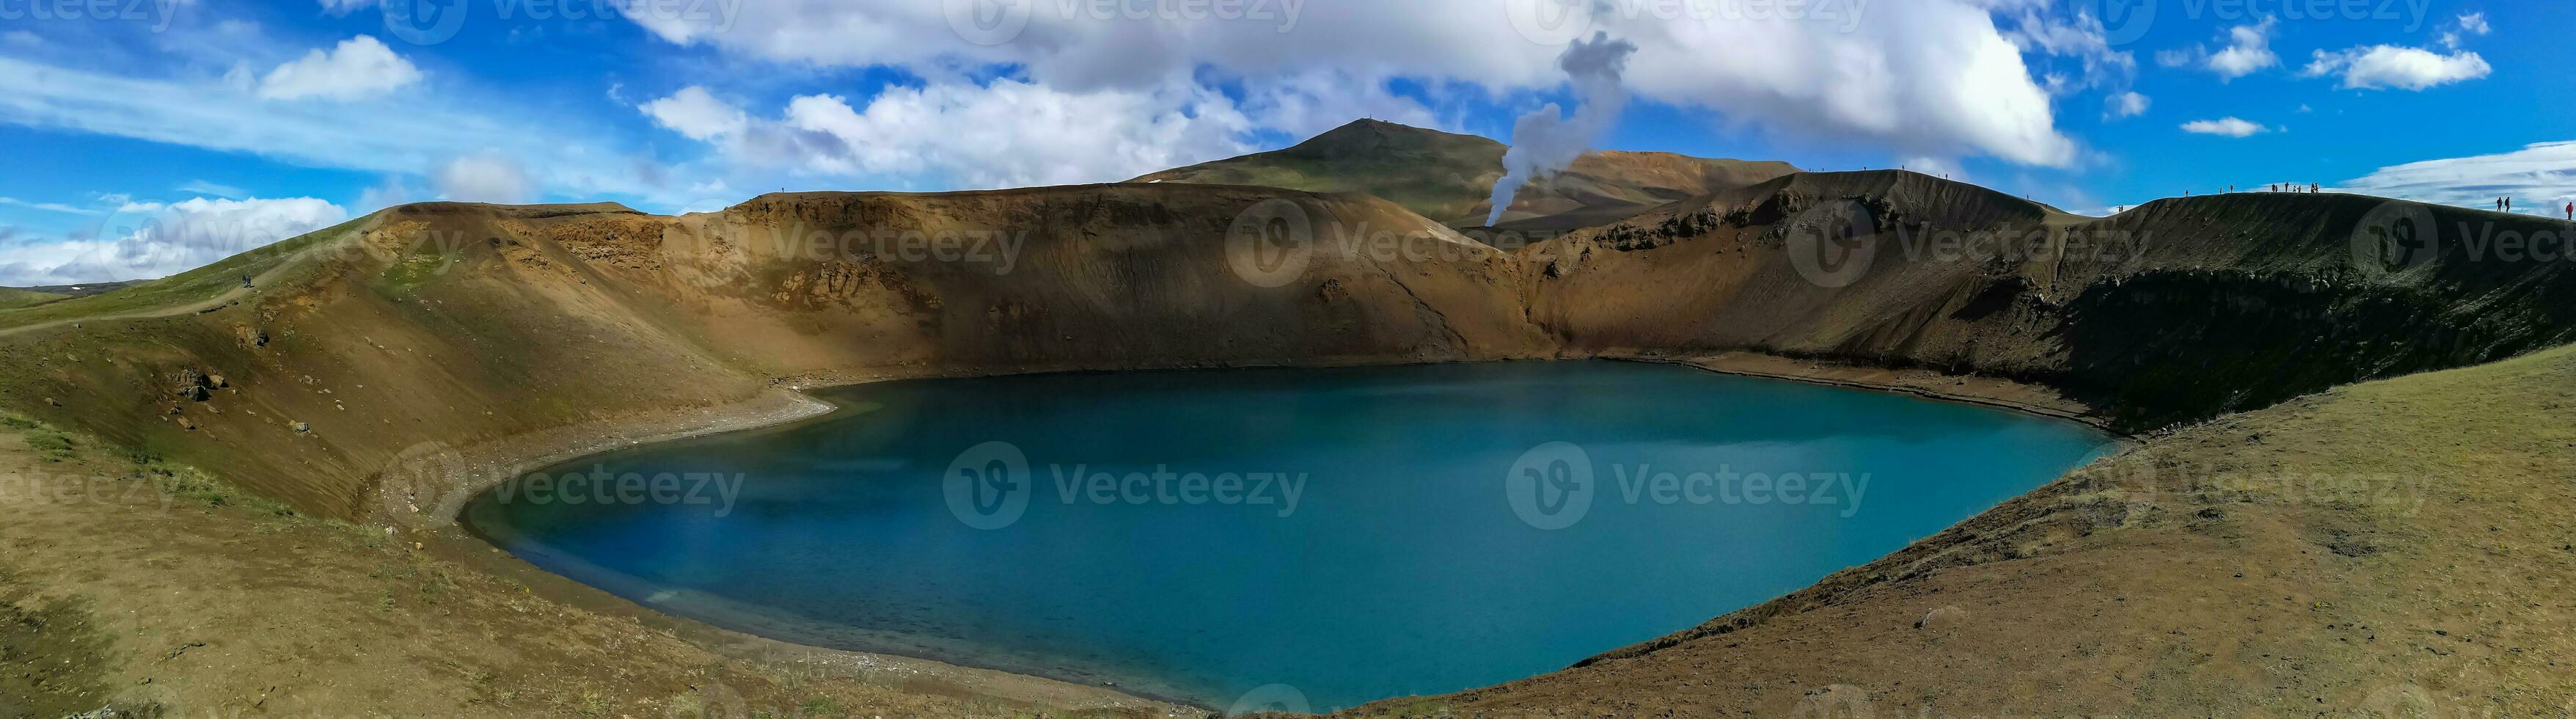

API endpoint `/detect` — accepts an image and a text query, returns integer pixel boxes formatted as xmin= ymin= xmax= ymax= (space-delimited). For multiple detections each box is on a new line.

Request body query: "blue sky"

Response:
xmin=0 ymin=0 xmax=2567 ymax=284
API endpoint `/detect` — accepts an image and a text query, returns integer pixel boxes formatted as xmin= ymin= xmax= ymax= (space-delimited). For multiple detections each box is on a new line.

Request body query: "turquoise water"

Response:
xmin=462 ymin=362 xmax=2113 ymax=711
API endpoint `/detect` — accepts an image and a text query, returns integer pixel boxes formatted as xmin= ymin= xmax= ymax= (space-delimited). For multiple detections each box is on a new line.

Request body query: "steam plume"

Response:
xmin=1487 ymin=32 xmax=1638 ymax=226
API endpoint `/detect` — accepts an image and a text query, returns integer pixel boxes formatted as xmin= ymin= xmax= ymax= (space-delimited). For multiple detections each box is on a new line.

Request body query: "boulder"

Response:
xmin=172 ymin=369 xmax=213 ymax=402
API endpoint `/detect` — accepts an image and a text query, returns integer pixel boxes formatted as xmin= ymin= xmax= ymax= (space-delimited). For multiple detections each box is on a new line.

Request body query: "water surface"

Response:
xmin=464 ymin=361 xmax=2113 ymax=710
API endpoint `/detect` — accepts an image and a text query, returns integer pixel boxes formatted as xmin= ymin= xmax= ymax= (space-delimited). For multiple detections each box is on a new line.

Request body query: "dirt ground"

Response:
xmin=1334 ymin=340 xmax=2576 ymax=717
xmin=0 ymin=428 xmax=1192 ymax=718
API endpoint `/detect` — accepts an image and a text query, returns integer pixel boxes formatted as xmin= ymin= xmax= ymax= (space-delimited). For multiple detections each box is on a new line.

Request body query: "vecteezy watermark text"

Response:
xmin=1507 ymin=0 xmax=1870 ymax=45
xmin=764 ymin=224 xmax=1030 ymax=274
xmin=1505 ymin=442 xmax=1870 ymax=530
xmin=1782 ymin=198 xmax=2152 ymax=288
xmin=0 ymin=0 xmax=184 ymax=31
xmin=2079 ymin=0 xmax=2435 ymax=47
xmin=1224 ymin=197 xmax=1503 ymax=288
xmin=489 ymin=465 xmax=747 ymax=517
xmin=943 ymin=440 xmax=1307 ymax=529
xmin=378 ymin=0 xmax=746 ymax=45
xmin=945 ymin=0 xmax=1308 ymax=45
xmin=0 ymin=470 xmax=178 ymax=513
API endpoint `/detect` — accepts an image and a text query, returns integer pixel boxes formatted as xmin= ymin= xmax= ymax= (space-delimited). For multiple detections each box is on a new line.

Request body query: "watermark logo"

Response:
xmin=382 ymin=0 xmax=471 ymax=45
xmin=1506 ymin=0 xmax=1596 ymax=45
xmin=2078 ymin=0 xmax=2158 ymax=45
xmin=1785 ymin=199 xmax=1878 ymax=288
xmin=944 ymin=440 xmax=1032 ymax=530
xmin=89 ymin=199 xmax=156 ymax=247
xmin=2349 ymin=200 xmax=2439 ymax=276
xmin=1226 ymin=683 xmax=1311 ymax=717
xmin=1507 ymin=441 xmax=1595 ymax=530
xmin=2355 ymin=683 xmax=2440 ymax=718
xmin=662 ymin=679 xmax=752 ymax=719
xmin=1226 ymin=197 xmax=1315 ymax=288
xmin=943 ymin=0 xmax=1033 ymax=46
xmin=1785 ymin=684 xmax=1876 ymax=718
xmin=377 ymin=439 xmax=471 ymax=526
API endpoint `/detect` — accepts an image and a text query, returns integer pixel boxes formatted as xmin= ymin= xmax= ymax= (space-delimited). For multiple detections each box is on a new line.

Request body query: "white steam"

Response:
xmin=1487 ymin=32 xmax=1638 ymax=226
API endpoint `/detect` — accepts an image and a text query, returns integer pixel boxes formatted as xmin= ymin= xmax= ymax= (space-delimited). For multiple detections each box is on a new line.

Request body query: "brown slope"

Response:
xmin=1130 ymin=118 xmax=1797 ymax=229
xmin=0 ymin=185 xmax=1545 ymax=520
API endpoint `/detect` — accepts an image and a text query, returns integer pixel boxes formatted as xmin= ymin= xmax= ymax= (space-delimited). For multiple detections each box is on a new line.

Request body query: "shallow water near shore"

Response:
xmin=462 ymin=361 xmax=2114 ymax=710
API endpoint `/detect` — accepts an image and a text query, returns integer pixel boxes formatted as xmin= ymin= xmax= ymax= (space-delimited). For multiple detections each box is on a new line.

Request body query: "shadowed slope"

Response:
xmin=1525 ymin=170 xmax=2576 ymax=428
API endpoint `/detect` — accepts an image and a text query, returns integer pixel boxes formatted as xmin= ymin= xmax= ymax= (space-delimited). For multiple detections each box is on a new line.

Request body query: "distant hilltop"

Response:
xmin=1131 ymin=118 xmax=1799 ymax=230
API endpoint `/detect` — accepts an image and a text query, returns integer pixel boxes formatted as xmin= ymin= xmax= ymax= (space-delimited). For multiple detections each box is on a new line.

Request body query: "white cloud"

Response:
xmin=640 ymin=86 xmax=750 ymax=141
xmin=257 ymin=35 xmax=423 ymax=101
xmin=2335 ymin=141 xmax=2576 ymax=213
xmin=777 ymin=80 xmax=1254 ymax=189
xmin=619 ymin=1 xmax=2078 ymax=167
xmin=1999 ymin=7 xmax=2134 ymax=94
xmin=1237 ymin=72 xmax=1445 ymax=142
xmin=2456 ymin=12 xmax=2490 ymax=36
xmin=0 ymin=54 xmax=662 ymax=205
xmin=2104 ymin=91 xmax=2149 ymax=120
xmin=433 ymin=153 xmax=535 ymax=204
xmin=2159 ymin=19 xmax=2277 ymax=80
xmin=2303 ymin=45 xmax=2491 ymax=90
xmin=0 ymin=197 xmax=348 ymax=285
xmin=2206 ymin=19 xmax=2280 ymax=79
xmin=177 ymin=180 xmax=246 ymax=198
xmin=0 ymin=197 xmax=104 ymax=215
xmin=2181 ymin=117 xmax=2269 ymax=137
xmin=1900 ymin=156 xmax=1966 ymax=181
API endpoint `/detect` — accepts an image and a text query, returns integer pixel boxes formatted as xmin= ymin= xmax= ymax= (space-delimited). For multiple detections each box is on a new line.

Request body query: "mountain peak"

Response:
xmin=1286 ymin=119 xmax=1500 ymax=160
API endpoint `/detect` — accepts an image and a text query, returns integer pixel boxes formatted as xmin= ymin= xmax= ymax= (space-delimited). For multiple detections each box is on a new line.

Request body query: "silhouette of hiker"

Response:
xmin=2565 ymin=201 xmax=2572 ymax=221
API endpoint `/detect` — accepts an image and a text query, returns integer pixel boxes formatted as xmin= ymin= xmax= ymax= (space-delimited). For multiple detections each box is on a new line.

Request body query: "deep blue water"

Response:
xmin=461 ymin=361 xmax=2114 ymax=712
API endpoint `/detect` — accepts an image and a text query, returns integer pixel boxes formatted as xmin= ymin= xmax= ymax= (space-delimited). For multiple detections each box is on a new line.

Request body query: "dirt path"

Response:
xmin=0 ymin=236 xmax=329 ymax=340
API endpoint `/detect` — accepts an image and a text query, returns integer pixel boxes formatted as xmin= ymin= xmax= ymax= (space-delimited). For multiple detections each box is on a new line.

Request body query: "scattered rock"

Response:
xmin=45 ymin=397 xmax=60 ymax=407
xmin=175 ymin=416 xmax=197 ymax=431
xmin=290 ymin=421 xmax=310 ymax=434
xmin=1917 ymin=605 xmax=1969 ymax=631
xmin=172 ymin=369 xmax=213 ymax=402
